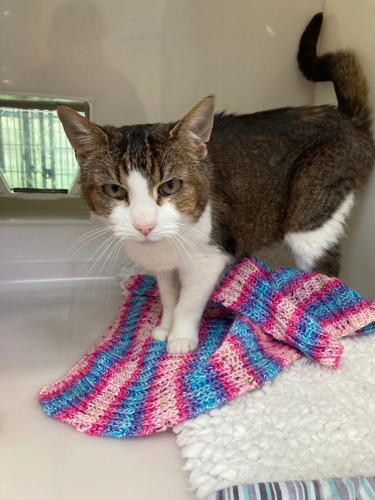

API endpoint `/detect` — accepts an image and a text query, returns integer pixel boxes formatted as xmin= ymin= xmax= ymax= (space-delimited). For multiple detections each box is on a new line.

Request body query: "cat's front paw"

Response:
xmin=167 ymin=338 xmax=198 ymax=354
xmin=152 ymin=325 xmax=170 ymax=342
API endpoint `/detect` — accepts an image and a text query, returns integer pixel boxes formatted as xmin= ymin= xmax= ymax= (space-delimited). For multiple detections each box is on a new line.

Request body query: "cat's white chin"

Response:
xmin=122 ymin=238 xmax=180 ymax=272
xmin=139 ymin=239 xmax=157 ymax=244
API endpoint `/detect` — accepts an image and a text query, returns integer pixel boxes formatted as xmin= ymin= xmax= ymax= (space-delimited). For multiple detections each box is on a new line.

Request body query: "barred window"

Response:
xmin=0 ymin=95 xmax=90 ymax=194
xmin=0 ymin=95 xmax=92 ymax=221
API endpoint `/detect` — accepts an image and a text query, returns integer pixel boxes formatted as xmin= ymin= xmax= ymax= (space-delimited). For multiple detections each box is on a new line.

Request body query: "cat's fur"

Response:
xmin=58 ymin=13 xmax=374 ymax=353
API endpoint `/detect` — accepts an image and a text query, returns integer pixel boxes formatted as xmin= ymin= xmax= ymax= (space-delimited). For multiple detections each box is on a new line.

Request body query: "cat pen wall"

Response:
xmin=0 ymin=1 xmax=374 ymax=499
xmin=0 ymin=0 xmax=374 ymax=297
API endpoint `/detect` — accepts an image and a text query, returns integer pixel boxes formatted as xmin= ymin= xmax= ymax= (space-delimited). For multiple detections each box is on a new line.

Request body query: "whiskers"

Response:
xmin=65 ymin=225 xmax=125 ymax=309
xmin=65 ymin=219 xmax=214 ymax=307
xmin=164 ymin=222 xmax=213 ymax=277
xmin=168 ymin=233 xmax=197 ymax=276
xmin=174 ymin=222 xmax=216 ymax=246
xmin=64 ymin=225 xmax=115 ymax=260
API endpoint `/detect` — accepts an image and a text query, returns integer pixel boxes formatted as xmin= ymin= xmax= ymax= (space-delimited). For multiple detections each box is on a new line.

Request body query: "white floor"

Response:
xmin=0 ymin=274 xmax=196 ymax=500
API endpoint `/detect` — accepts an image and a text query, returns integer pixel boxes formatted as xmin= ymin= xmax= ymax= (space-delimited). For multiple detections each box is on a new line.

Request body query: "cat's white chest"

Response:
xmin=123 ymin=239 xmax=181 ymax=271
xmin=123 ymin=232 xmax=225 ymax=274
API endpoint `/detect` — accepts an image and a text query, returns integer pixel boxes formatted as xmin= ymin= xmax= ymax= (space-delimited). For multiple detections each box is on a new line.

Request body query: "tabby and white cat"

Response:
xmin=58 ymin=13 xmax=374 ymax=354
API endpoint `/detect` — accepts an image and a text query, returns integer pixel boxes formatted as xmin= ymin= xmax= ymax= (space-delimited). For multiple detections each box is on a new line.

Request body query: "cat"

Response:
xmin=57 ymin=13 xmax=374 ymax=354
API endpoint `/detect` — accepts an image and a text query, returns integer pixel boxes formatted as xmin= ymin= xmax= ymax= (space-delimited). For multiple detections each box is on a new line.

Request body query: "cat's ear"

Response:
xmin=57 ymin=106 xmax=107 ymax=158
xmin=169 ymin=96 xmax=215 ymax=157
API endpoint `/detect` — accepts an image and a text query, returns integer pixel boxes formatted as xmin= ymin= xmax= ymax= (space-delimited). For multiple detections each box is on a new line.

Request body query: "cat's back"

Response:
xmin=211 ymin=105 xmax=370 ymax=145
xmin=209 ymin=105 xmax=374 ymax=178
xmin=207 ymin=104 xmax=374 ymax=255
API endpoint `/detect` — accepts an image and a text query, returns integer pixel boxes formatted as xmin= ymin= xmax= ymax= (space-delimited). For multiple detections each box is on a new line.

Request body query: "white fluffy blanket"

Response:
xmin=174 ymin=335 xmax=375 ymax=498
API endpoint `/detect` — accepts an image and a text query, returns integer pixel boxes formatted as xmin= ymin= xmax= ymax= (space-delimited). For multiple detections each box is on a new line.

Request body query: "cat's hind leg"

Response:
xmin=284 ymin=191 xmax=355 ymax=277
xmin=309 ymin=244 xmax=341 ymax=277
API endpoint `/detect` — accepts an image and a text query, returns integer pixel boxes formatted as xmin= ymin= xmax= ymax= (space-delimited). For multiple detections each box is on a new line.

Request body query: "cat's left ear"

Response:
xmin=169 ymin=96 xmax=215 ymax=158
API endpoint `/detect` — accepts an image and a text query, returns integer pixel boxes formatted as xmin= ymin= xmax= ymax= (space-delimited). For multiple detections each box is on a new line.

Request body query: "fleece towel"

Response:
xmin=39 ymin=258 xmax=375 ymax=437
xmin=175 ymin=334 xmax=375 ymax=499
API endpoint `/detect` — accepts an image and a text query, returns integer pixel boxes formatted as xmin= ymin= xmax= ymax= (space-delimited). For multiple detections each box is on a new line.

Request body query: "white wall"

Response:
xmin=1 ymin=0 xmax=374 ymax=298
xmin=0 ymin=0 xmax=320 ymax=123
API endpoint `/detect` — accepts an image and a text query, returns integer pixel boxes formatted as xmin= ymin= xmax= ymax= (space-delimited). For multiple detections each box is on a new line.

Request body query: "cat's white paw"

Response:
xmin=152 ymin=325 xmax=170 ymax=342
xmin=167 ymin=338 xmax=198 ymax=354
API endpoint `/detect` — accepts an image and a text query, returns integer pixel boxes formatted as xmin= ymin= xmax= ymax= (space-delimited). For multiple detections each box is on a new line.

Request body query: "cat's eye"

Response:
xmin=103 ymin=184 xmax=127 ymax=200
xmin=158 ymin=179 xmax=182 ymax=196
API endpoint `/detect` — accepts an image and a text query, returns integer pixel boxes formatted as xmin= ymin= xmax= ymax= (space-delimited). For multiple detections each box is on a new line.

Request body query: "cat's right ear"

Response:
xmin=57 ymin=106 xmax=107 ymax=158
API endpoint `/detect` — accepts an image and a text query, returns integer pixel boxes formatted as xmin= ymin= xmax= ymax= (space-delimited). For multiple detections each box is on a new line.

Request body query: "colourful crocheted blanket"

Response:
xmin=39 ymin=258 xmax=375 ymax=437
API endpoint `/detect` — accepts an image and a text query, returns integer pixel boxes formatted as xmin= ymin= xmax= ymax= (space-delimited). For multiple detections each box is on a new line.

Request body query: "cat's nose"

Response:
xmin=134 ymin=221 xmax=156 ymax=236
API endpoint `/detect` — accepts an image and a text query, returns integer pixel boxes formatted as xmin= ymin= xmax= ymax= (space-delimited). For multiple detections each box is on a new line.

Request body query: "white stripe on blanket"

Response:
xmin=173 ymin=335 xmax=375 ymax=499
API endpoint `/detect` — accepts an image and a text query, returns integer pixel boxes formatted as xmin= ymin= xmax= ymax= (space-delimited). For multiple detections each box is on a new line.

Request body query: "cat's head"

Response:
xmin=57 ymin=97 xmax=215 ymax=244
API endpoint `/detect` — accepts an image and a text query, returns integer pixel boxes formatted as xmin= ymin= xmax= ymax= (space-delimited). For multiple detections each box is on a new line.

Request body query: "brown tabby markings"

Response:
xmin=55 ymin=12 xmax=375 ymax=355
xmin=58 ymin=13 xmax=375 ymax=278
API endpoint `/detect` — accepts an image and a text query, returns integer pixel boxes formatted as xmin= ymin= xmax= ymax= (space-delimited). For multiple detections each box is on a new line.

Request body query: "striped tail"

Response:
xmin=298 ymin=13 xmax=372 ymax=129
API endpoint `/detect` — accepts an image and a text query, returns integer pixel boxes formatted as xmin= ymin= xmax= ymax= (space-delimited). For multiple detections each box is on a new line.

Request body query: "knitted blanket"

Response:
xmin=39 ymin=258 xmax=375 ymax=437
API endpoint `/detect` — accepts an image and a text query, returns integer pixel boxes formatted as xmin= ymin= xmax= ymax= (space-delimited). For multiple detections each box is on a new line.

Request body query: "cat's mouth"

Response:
xmin=138 ymin=235 xmax=161 ymax=244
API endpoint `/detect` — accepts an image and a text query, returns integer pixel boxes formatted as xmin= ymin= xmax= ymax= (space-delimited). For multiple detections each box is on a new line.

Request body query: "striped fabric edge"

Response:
xmin=205 ymin=476 xmax=375 ymax=500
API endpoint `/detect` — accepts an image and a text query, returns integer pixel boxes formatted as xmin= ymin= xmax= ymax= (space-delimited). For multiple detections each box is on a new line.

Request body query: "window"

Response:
xmin=0 ymin=94 xmax=92 ymax=221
